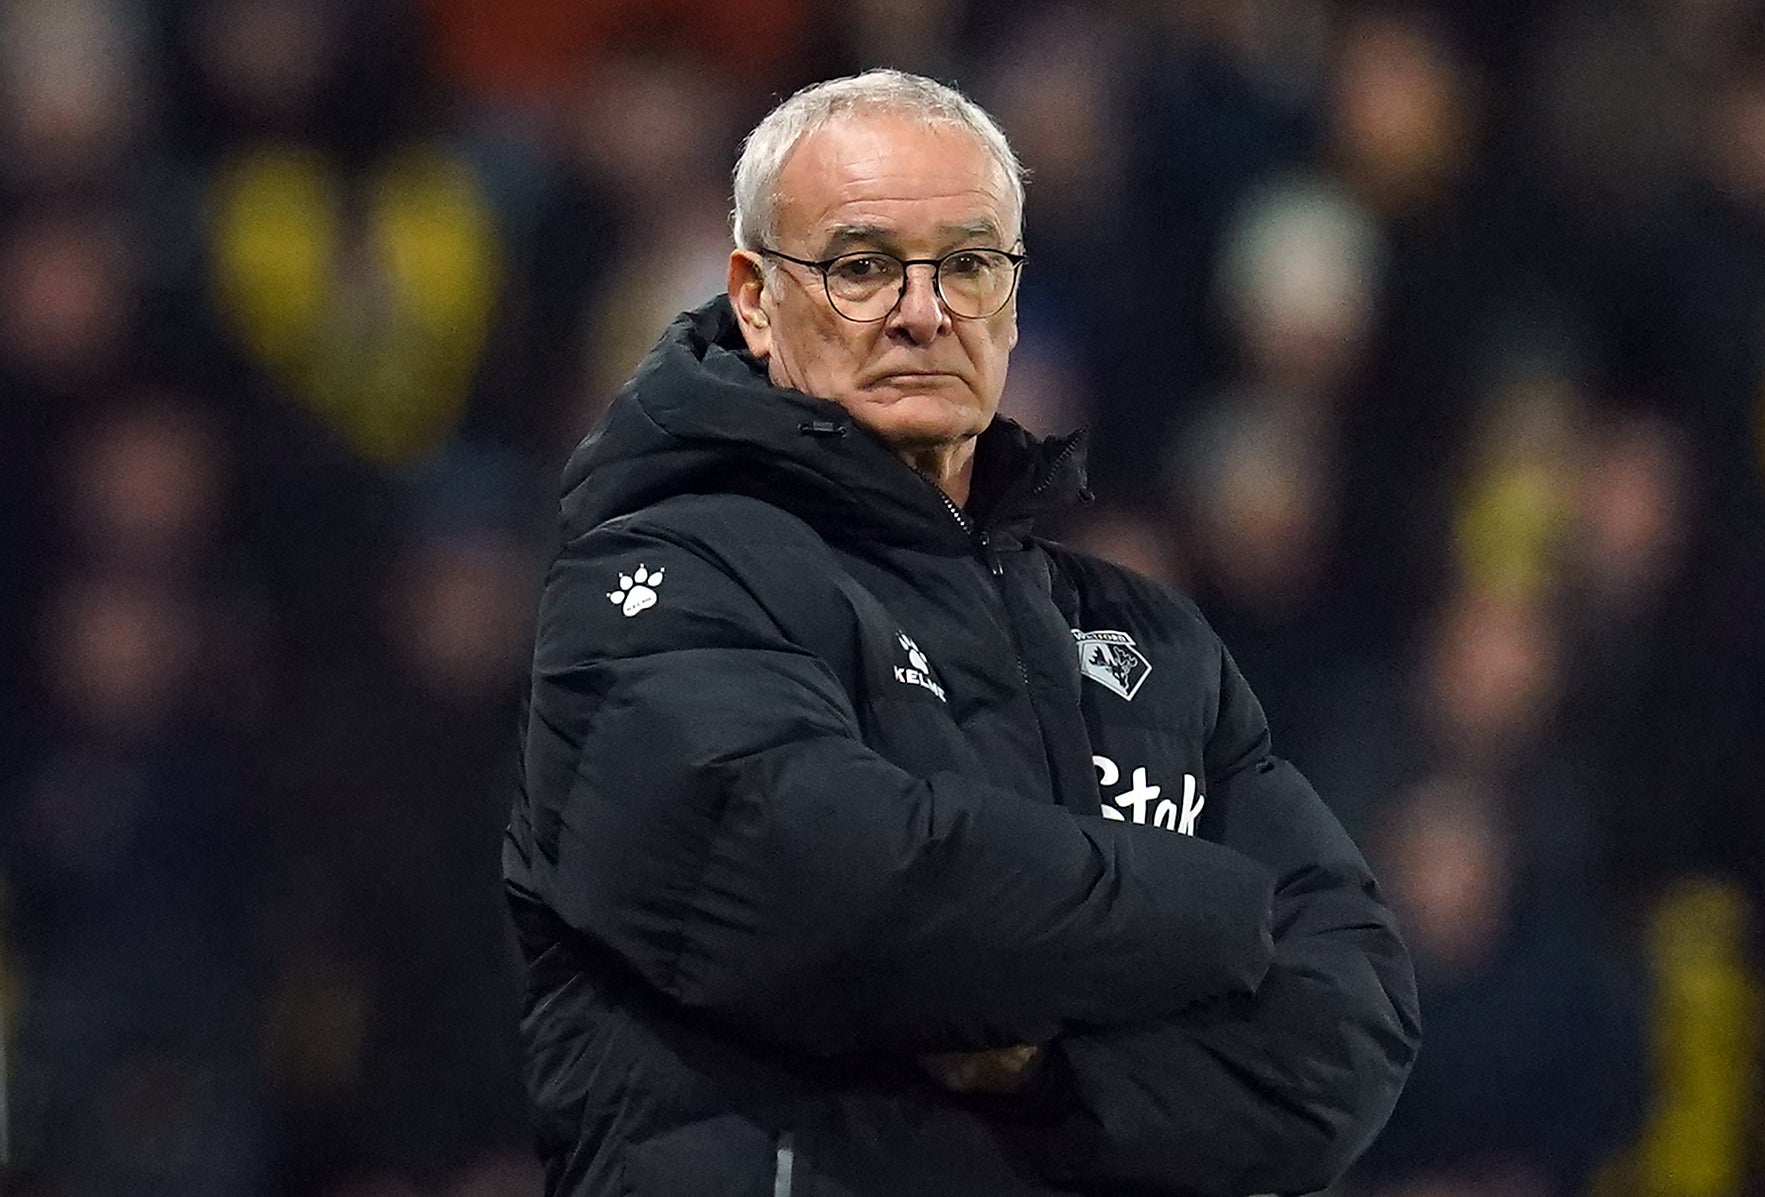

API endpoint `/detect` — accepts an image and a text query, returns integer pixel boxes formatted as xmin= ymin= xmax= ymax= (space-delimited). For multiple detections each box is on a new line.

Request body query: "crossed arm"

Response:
xmin=1025 ymin=739 xmax=1421 ymax=1195
xmin=521 ymin=526 xmax=1277 ymax=1054
xmin=928 ymin=650 xmax=1420 ymax=1196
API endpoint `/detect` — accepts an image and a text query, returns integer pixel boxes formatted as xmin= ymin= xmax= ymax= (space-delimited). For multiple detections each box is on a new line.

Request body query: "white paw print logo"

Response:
xmin=608 ymin=564 xmax=665 ymax=617
xmin=899 ymin=633 xmax=931 ymax=673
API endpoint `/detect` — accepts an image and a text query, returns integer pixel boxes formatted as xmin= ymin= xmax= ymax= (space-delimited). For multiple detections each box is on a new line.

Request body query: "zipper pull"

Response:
xmin=976 ymin=530 xmax=1004 ymax=576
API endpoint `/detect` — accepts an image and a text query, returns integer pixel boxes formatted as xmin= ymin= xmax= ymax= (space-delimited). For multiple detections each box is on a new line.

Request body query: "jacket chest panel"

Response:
xmin=1065 ymin=621 xmax=1215 ymax=838
xmin=831 ymin=550 xmax=1079 ymax=804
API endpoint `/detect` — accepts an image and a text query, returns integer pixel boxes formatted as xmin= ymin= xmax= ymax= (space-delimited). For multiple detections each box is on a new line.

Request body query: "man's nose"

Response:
xmin=888 ymin=263 xmax=951 ymax=341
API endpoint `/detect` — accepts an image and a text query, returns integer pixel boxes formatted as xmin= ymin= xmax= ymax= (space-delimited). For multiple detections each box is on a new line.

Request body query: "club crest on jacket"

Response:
xmin=1073 ymin=629 xmax=1151 ymax=701
xmin=608 ymin=564 xmax=664 ymax=617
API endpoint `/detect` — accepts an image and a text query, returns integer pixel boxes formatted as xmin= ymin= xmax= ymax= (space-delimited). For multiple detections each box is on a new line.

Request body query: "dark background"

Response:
xmin=1 ymin=1 xmax=1762 ymax=1194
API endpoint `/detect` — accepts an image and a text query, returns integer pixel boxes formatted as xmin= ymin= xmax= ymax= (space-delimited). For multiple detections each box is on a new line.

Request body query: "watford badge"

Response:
xmin=1073 ymin=629 xmax=1152 ymax=701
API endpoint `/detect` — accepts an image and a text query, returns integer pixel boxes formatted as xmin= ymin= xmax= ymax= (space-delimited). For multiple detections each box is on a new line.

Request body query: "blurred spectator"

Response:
xmin=1449 ymin=359 xmax=1587 ymax=604
xmin=1626 ymin=879 xmax=1762 ymax=1197
xmin=557 ymin=56 xmax=743 ymax=434
xmin=1568 ymin=412 xmax=1689 ymax=620
xmin=204 ymin=139 xmax=506 ymax=465
xmin=158 ymin=0 xmax=426 ymax=160
xmin=0 ymin=0 xmax=148 ymax=197
xmin=57 ymin=397 xmax=233 ymax=574
xmin=1174 ymin=173 xmax=1382 ymax=612
xmin=1327 ymin=5 xmax=1479 ymax=221
xmin=1554 ymin=413 xmax=1701 ymax=904
xmin=1 ymin=387 xmax=269 ymax=1193
xmin=159 ymin=0 xmax=527 ymax=471
xmin=1417 ymin=587 xmax=1563 ymax=776
xmin=414 ymin=0 xmax=811 ymax=110
xmin=1094 ymin=0 xmax=1317 ymax=487
xmin=0 ymin=204 xmax=140 ymax=397
xmin=1323 ymin=5 xmax=1503 ymax=644
xmin=247 ymin=454 xmax=538 ymax=1191
xmin=7 ymin=564 xmax=266 ymax=1194
xmin=1150 ymin=171 xmax=1399 ymax=794
xmin=1352 ymin=777 xmax=1648 ymax=1197
xmin=0 ymin=201 xmax=145 ymax=719
xmin=977 ymin=3 xmax=1130 ymax=439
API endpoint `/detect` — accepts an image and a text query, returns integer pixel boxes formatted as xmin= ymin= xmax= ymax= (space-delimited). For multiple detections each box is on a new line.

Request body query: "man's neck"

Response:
xmin=899 ymin=438 xmax=977 ymax=508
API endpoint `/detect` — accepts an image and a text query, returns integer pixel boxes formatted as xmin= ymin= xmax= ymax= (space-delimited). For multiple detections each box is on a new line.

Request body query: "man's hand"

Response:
xmin=919 ymin=1044 xmax=1045 ymax=1095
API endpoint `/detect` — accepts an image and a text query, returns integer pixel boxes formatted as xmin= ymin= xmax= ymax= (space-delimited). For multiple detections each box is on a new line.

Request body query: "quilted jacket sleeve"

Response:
xmin=509 ymin=521 xmax=1278 ymax=1057
xmin=1026 ymin=645 xmax=1421 ymax=1197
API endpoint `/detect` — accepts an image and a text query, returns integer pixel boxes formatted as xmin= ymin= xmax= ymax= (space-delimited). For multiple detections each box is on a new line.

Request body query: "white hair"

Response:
xmin=731 ymin=69 xmax=1026 ymax=252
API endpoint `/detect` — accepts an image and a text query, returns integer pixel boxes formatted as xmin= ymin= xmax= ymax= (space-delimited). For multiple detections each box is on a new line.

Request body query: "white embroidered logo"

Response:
xmin=893 ymin=633 xmax=947 ymax=702
xmin=1093 ymin=755 xmax=1204 ymax=836
xmin=1073 ymin=629 xmax=1152 ymax=701
xmin=608 ymin=564 xmax=664 ymax=617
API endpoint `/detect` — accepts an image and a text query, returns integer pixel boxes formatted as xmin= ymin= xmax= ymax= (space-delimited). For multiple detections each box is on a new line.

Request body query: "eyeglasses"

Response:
xmin=757 ymin=246 xmax=1026 ymax=322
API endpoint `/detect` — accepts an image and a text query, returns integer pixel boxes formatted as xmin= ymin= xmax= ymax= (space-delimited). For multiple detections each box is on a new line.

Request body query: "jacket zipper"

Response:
xmin=996 ymin=435 xmax=1084 ymax=690
xmin=929 ymin=483 xmax=975 ymax=536
xmin=923 ymin=480 xmax=1030 ymax=687
xmin=920 ymin=452 xmax=1076 ymax=802
xmin=926 ymin=483 xmax=1006 ymax=576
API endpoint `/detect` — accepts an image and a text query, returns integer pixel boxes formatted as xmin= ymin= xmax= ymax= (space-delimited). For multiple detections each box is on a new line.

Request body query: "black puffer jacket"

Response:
xmin=505 ymin=298 xmax=1420 ymax=1197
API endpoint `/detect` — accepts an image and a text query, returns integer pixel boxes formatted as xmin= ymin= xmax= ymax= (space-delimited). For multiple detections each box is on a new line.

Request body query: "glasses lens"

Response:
xmin=937 ymin=250 xmax=1018 ymax=318
xmin=825 ymin=253 xmax=906 ymax=320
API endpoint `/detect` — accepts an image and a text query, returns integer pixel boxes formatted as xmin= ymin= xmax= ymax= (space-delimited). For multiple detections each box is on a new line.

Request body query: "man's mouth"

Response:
xmin=875 ymin=370 xmax=959 ymax=383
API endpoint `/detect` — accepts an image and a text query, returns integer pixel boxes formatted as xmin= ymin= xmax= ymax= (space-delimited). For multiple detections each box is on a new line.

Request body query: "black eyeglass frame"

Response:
xmin=756 ymin=245 xmax=1027 ymax=322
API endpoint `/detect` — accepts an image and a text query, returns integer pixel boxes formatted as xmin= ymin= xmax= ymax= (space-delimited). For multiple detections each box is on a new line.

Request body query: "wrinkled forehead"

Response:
xmin=772 ymin=114 xmax=1021 ymax=251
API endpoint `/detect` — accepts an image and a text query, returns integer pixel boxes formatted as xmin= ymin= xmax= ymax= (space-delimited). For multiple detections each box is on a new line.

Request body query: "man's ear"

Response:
xmin=727 ymin=250 xmax=773 ymax=359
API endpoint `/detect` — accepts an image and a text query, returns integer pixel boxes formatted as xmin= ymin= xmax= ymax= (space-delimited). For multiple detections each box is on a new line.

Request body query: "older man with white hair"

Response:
xmin=505 ymin=69 xmax=1418 ymax=1197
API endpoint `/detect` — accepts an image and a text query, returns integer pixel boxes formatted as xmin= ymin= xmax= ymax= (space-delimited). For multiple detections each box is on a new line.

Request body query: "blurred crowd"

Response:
xmin=1 ymin=0 xmax=1762 ymax=1194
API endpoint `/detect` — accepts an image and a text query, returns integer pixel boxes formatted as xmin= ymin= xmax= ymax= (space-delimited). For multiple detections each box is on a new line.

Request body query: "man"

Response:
xmin=505 ymin=69 xmax=1419 ymax=1196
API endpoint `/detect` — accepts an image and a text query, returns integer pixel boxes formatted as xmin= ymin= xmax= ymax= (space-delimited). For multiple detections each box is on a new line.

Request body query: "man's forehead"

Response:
xmin=773 ymin=115 xmax=1019 ymax=247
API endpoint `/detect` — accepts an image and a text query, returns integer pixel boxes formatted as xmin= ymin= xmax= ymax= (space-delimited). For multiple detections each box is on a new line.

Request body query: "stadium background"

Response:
xmin=1 ymin=0 xmax=1762 ymax=1193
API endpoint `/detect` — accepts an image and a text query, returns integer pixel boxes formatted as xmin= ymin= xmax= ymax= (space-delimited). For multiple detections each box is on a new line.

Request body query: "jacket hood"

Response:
xmin=558 ymin=297 xmax=1088 ymax=550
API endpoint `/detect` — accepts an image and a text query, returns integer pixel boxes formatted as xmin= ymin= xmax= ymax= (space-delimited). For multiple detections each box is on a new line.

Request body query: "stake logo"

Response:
xmin=1093 ymin=755 xmax=1205 ymax=835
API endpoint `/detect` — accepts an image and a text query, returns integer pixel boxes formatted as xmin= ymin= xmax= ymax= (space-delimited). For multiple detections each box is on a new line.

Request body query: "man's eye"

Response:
xmin=944 ymin=252 xmax=987 ymax=276
xmin=831 ymin=255 xmax=897 ymax=282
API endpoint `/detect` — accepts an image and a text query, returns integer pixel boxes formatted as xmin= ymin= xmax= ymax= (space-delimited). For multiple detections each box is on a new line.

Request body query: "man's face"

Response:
xmin=729 ymin=115 xmax=1020 ymax=454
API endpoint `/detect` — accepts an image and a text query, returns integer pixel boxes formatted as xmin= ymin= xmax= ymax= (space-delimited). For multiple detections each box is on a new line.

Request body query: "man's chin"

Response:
xmin=850 ymin=389 xmax=989 ymax=452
